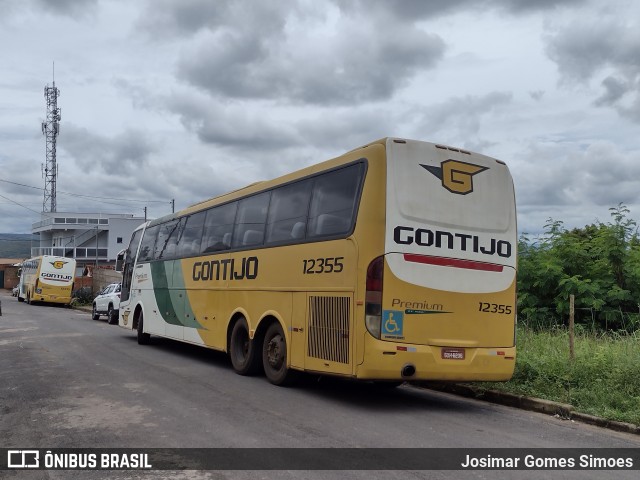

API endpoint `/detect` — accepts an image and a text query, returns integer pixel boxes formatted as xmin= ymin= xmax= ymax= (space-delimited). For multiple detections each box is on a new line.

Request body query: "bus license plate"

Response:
xmin=441 ymin=348 xmax=465 ymax=360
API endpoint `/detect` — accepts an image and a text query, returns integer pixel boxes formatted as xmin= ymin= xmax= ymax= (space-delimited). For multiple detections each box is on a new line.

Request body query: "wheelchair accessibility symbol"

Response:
xmin=382 ymin=310 xmax=404 ymax=338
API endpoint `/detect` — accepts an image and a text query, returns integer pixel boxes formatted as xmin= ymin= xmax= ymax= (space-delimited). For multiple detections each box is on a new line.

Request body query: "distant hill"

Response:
xmin=0 ymin=233 xmax=38 ymax=259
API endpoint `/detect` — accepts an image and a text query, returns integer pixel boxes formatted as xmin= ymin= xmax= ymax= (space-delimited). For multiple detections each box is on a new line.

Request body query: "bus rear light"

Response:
xmin=365 ymin=256 xmax=384 ymax=339
xmin=365 ymin=314 xmax=381 ymax=339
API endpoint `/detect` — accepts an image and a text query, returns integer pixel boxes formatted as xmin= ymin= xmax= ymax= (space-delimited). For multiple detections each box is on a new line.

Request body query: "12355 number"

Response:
xmin=478 ymin=302 xmax=513 ymax=314
xmin=303 ymin=257 xmax=344 ymax=274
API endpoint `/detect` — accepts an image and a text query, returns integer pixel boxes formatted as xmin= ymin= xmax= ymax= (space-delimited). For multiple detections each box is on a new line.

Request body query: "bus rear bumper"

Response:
xmin=357 ymin=339 xmax=516 ymax=382
xmin=34 ymin=294 xmax=72 ymax=304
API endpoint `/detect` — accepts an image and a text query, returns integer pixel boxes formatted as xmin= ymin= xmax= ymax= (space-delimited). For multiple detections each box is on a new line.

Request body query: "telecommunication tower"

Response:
xmin=42 ymin=66 xmax=61 ymax=212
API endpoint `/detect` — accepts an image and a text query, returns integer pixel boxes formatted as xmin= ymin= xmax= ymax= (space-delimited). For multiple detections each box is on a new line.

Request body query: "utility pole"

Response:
xmin=171 ymin=199 xmax=175 ymax=213
xmin=95 ymin=225 xmax=99 ymax=270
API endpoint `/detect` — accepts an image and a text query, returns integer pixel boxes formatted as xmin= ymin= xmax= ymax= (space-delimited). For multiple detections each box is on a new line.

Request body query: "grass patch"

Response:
xmin=478 ymin=328 xmax=640 ymax=426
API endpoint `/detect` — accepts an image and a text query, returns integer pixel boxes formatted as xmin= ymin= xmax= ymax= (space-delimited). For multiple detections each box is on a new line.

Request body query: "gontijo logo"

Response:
xmin=50 ymin=260 xmax=67 ymax=269
xmin=421 ymin=160 xmax=488 ymax=195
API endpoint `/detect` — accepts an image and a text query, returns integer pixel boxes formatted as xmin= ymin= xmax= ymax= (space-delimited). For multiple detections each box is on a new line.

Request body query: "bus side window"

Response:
xmin=176 ymin=211 xmax=206 ymax=258
xmin=154 ymin=219 xmax=181 ymax=260
xmin=265 ymin=179 xmax=312 ymax=245
xmin=291 ymin=222 xmax=306 ymax=240
xmin=201 ymin=202 xmax=238 ymax=253
xmin=231 ymin=192 xmax=270 ymax=249
xmin=138 ymin=225 xmax=159 ymax=262
xmin=315 ymin=214 xmax=345 ymax=236
xmin=308 ymin=163 xmax=363 ymax=238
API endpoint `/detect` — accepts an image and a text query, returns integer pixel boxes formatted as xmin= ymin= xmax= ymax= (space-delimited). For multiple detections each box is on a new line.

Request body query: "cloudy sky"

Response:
xmin=1 ymin=0 xmax=639 ymax=236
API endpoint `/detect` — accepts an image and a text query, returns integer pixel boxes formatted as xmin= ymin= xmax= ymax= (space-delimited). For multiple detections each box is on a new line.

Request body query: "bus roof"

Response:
xmin=166 ymin=138 xmax=393 ymax=222
xmin=151 ymin=137 xmax=502 ymax=226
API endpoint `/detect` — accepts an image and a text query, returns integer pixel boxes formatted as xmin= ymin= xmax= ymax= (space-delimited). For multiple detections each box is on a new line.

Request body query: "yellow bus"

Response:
xmin=18 ymin=255 xmax=77 ymax=306
xmin=118 ymin=138 xmax=517 ymax=385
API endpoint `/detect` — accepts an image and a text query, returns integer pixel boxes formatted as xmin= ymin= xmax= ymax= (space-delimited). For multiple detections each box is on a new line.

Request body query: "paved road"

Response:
xmin=1 ymin=290 xmax=638 ymax=479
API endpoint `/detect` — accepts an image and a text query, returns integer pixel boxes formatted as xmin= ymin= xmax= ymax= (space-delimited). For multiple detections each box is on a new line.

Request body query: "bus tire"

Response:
xmin=92 ymin=304 xmax=100 ymax=320
xmin=229 ymin=317 xmax=261 ymax=375
xmin=137 ymin=312 xmax=150 ymax=345
xmin=262 ymin=322 xmax=298 ymax=386
xmin=17 ymin=296 xmax=24 ymax=303
xmin=107 ymin=305 xmax=117 ymax=325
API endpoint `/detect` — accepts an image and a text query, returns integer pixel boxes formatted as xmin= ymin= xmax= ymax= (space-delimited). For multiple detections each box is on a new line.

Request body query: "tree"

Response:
xmin=517 ymin=204 xmax=640 ymax=331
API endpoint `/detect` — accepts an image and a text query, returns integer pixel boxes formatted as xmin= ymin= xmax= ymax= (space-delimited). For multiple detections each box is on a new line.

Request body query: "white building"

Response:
xmin=31 ymin=212 xmax=146 ymax=268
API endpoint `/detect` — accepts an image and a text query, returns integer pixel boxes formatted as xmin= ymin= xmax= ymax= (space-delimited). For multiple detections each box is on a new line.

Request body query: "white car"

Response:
xmin=92 ymin=283 xmax=121 ymax=324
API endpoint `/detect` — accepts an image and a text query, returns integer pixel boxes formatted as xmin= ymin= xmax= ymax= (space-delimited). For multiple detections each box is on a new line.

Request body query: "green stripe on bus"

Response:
xmin=150 ymin=261 xmax=204 ymax=329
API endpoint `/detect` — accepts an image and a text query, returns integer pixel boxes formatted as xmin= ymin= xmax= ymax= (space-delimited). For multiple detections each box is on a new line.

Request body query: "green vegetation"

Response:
xmin=482 ymin=204 xmax=640 ymax=426
xmin=482 ymin=327 xmax=640 ymax=426
xmin=518 ymin=203 xmax=640 ymax=331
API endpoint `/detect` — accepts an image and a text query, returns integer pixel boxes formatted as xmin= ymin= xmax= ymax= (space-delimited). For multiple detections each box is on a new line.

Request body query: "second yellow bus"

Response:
xmin=18 ymin=255 xmax=77 ymax=306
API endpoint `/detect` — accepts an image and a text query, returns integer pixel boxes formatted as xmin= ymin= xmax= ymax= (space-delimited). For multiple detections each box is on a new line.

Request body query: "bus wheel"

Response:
xmin=17 ymin=296 xmax=24 ymax=303
xmin=263 ymin=322 xmax=298 ymax=386
xmin=92 ymin=304 xmax=100 ymax=320
xmin=229 ymin=317 xmax=260 ymax=375
xmin=107 ymin=305 xmax=117 ymax=325
xmin=137 ymin=311 xmax=150 ymax=345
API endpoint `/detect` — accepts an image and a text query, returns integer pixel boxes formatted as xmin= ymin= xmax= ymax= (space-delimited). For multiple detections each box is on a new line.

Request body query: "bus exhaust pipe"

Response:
xmin=401 ymin=364 xmax=416 ymax=378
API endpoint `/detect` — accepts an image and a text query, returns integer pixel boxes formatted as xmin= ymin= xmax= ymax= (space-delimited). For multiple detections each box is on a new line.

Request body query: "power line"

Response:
xmin=0 ymin=192 xmax=48 ymax=216
xmin=0 ymin=178 xmax=169 ymax=204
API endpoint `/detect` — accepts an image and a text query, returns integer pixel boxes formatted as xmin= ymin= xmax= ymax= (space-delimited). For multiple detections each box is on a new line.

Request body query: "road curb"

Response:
xmin=72 ymin=305 xmax=93 ymax=314
xmin=418 ymin=382 xmax=639 ymax=435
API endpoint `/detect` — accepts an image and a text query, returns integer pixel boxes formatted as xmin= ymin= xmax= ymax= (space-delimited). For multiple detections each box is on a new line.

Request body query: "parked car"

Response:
xmin=12 ymin=286 xmax=19 ymax=297
xmin=92 ymin=283 xmax=121 ymax=324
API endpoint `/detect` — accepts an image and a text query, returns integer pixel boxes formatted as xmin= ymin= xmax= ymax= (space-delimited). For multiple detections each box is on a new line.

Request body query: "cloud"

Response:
xmin=139 ymin=1 xmax=446 ymax=106
xmin=544 ymin=8 xmax=640 ymax=122
xmin=178 ymin=24 xmax=444 ymax=105
xmin=0 ymin=0 xmax=98 ymax=19
xmin=511 ymin=141 xmax=640 ymax=235
xmin=164 ymin=88 xmax=399 ymax=157
xmin=529 ymin=90 xmax=545 ymax=101
xmin=34 ymin=0 xmax=98 ymax=17
xmin=338 ymin=0 xmax=587 ymax=21
xmin=165 ymin=91 xmax=302 ymax=150
xmin=137 ymin=0 xmax=228 ymax=35
xmin=60 ymin=125 xmax=155 ymax=174
xmin=513 ymin=141 xmax=640 ymax=229
xmin=335 ymin=0 xmax=472 ymax=21
xmin=494 ymin=0 xmax=586 ymax=14
xmin=413 ymin=91 xmax=513 ymax=144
